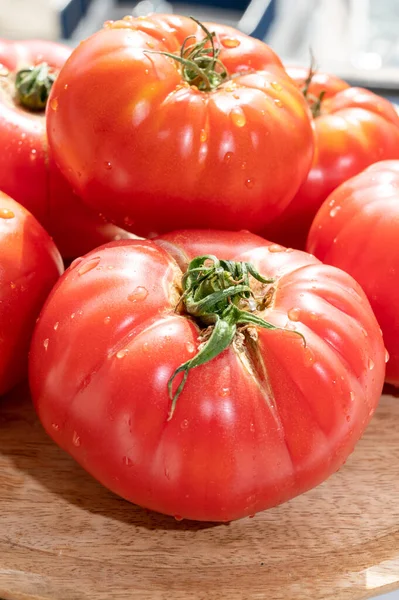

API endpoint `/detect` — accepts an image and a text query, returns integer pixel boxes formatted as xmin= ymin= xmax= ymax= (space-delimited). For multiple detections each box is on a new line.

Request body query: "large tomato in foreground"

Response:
xmin=263 ymin=66 xmax=399 ymax=249
xmin=0 ymin=38 xmax=132 ymax=259
xmin=308 ymin=160 xmax=399 ymax=386
xmin=47 ymin=15 xmax=314 ymax=237
xmin=30 ymin=230 xmax=385 ymax=521
xmin=0 ymin=192 xmax=63 ymax=396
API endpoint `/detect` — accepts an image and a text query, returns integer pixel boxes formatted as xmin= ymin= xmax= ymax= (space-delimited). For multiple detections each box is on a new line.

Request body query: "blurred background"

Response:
xmin=1 ymin=0 xmax=399 ymax=101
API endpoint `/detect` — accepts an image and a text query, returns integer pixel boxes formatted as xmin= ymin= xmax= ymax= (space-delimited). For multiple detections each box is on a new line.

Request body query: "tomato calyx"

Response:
xmin=15 ymin=62 xmax=56 ymax=111
xmin=301 ymin=53 xmax=325 ymax=118
xmin=167 ymin=255 xmax=305 ymax=419
xmin=145 ymin=17 xmax=228 ymax=91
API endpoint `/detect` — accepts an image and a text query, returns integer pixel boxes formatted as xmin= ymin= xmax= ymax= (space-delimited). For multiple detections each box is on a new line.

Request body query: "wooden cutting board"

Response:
xmin=0 ymin=385 xmax=398 ymax=600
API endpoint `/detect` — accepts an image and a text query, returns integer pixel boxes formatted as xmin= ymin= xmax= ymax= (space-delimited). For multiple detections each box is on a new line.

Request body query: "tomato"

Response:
xmin=0 ymin=192 xmax=62 ymax=396
xmin=262 ymin=65 xmax=399 ymax=249
xmin=46 ymin=15 xmax=314 ymax=237
xmin=29 ymin=229 xmax=384 ymax=521
xmin=0 ymin=38 xmax=133 ymax=259
xmin=307 ymin=160 xmax=399 ymax=386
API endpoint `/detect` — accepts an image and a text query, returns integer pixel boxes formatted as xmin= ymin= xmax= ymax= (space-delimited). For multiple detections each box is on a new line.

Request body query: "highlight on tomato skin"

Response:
xmin=262 ymin=64 xmax=399 ymax=250
xmin=307 ymin=159 xmax=399 ymax=386
xmin=46 ymin=14 xmax=314 ymax=238
xmin=29 ymin=229 xmax=385 ymax=522
xmin=0 ymin=37 xmax=134 ymax=260
xmin=0 ymin=191 xmax=63 ymax=396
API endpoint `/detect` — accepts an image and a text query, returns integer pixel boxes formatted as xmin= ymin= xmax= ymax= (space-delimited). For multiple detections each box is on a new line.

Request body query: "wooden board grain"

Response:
xmin=0 ymin=386 xmax=398 ymax=600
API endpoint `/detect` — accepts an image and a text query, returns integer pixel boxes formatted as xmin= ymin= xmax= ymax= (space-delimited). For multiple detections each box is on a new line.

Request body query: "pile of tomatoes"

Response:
xmin=1 ymin=14 xmax=398 ymax=522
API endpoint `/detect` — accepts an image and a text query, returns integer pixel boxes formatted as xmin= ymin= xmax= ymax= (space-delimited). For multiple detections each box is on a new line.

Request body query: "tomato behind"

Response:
xmin=0 ymin=192 xmax=63 ymax=395
xmin=0 ymin=38 xmax=133 ymax=259
xmin=307 ymin=160 xmax=399 ymax=386
xmin=47 ymin=15 xmax=314 ymax=237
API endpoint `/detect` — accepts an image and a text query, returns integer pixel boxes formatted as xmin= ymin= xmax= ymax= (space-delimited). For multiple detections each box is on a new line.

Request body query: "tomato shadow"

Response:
xmin=0 ymin=384 xmax=221 ymax=532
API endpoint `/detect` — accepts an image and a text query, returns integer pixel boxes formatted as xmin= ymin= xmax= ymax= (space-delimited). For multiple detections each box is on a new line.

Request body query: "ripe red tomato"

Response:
xmin=0 ymin=38 xmax=133 ymax=259
xmin=47 ymin=15 xmax=314 ymax=237
xmin=30 ymin=229 xmax=384 ymax=521
xmin=0 ymin=192 xmax=63 ymax=396
xmin=263 ymin=65 xmax=399 ymax=249
xmin=307 ymin=160 xmax=399 ymax=386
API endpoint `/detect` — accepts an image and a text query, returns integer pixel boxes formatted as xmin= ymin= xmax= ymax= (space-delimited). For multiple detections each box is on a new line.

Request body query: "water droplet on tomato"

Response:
xmin=123 ymin=456 xmax=133 ymax=467
xmin=104 ymin=161 xmax=112 ymax=170
xmin=50 ymin=97 xmax=58 ymax=111
xmin=146 ymin=41 xmax=155 ymax=49
xmin=230 ymin=107 xmax=246 ymax=127
xmin=250 ymin=422 xmax=255 ymax=432
xmin=369 ymin=407 xmax=375 ymax=418
xmin=268 ymin=244 xmax=283 ymax=253
xmin=271 ymin=81 xmax=283 ymax=91
xmin=368 ymin=358 xmax=375 ymax=371
xmin=128 ymin=286 xmax=148 ymax=302
xmin=198 ymin=127 xmax=208 ymax=143
xmin=288 ymin=307 xmax=301 ymax=322
xmin=51 ymin=423 xmax=60 ymax=431
xmin=346 ymin=415 xmax=351 ymax=422
xmin=30 ymin=148 xmax=37 ymax=156
xmin=43 ymin=338 xmax=49 ymax=351
xmin=104 ymin=19 xmax=114 ymax=27
xmin=349 ymin=391 xmax=355 ymax=402
xmin=54 ymin=322 xmax=59 ymax=331
xmin=72 ymin=431 xmax=81 ymax=447
xmin=329 ymin=206 xmax=341 ymax=218
xmin=116 ymin=348 xmax=129 ymax=359
xmin=385 ymin=349 xmax=390 ymax=363
xmin=245 ymin=178 xmax=255 ymax=189
xmin=64 ymin=84 xmax=68 ymax=90
xmin=123 ymin=15 xmax=133 ymax=21
xmin=0 ymin=208 xmax=14 ymax=219
xmin=285 ymin=321 xmax=296 ymax=331
xmin=220 ymin=387 xmax=230 ymax=397
xmin=223 ymin=151 xmax=233 ymax=164
xmin=186 ymin=341 xmax=195 ymax=354
xmin=123 ymin=215 xmax=135 ymax=227
xmin=78 ymin=257 xmax=100 ymax=276
xmin=274 ymin=98 xmax=283 ymax=108
xmin=70 ymin=312 xmax=75 ymax=320
xmin=181 ymin=419 xmax=189 ymax=430
xmin=70 ymin=257 xmax=83 ymax=270
xmin=302 ymin=347 xmax=315 ymax=367
xmin=309 ymin=311 xmax=318 ymax=320
xmin=142 ymin=342 xmax=149 ymax=352
xmin=164 ymin=467 xmax=170 ymax=480
xmin=104 ymin=316 xmax=111 ymax=325
xmin=221 ymin=37 xmax=240 ymax=48
xmin=329 ymin=198 xmax=335 ymax=207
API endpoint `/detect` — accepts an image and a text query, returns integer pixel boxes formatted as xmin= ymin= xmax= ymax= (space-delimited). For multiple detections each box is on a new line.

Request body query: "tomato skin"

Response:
xmin=30 ymin=230 xmax=384 ymax=521
xmin=0 ymin=39 xmax=133 ymax=259
xmin=47 ymin=15 xmax=314 ymax=237
xmin=307 ymin=160 xmax=399 ymax=386
xmin=263 ymin=66 xmax=399 ymax=249
xmin=0 ymin=192 xmax=63 ymax=396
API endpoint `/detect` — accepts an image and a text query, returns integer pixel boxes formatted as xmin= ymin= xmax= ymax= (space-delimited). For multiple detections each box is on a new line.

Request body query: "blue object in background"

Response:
xmin=239 ymin=0 xmax=277 ymax=39
xmin=60 ymin=0 xmax=83 ymax=39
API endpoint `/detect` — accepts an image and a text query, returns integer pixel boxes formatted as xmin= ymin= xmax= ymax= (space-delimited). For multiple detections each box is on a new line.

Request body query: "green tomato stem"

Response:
xmin=167 ymin=255 xmax=305 ymax=420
